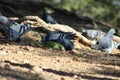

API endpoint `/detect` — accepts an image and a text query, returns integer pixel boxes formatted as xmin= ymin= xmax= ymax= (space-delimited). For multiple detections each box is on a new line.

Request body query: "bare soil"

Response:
xmin=0 ymin=30 xmax=120 ymax=80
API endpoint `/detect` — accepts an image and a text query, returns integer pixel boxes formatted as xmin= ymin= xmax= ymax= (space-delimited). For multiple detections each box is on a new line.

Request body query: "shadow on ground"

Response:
xmin=0 ymin=66 xmax=44 ymax=80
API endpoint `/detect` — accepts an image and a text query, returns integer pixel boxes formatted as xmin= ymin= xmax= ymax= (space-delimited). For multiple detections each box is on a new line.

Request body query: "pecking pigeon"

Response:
xmin=42 ymin=9 xmax=58 ymax=24
xmin=80 ymin=28 xmax=106 ymax=40
xmin=91 ymin=28 xmax=116 ymax=53
xmin=41 ymin=31 xmax=77 ymax=51
xmin=0 ymin=23 xmax=32 ymax=42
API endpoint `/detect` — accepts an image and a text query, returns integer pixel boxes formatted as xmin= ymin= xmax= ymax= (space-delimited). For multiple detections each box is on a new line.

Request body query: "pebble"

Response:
xmin=73 ymin=75 xmax=78 ymax=78
xmin=32 ymin=66 xmax=43 ymax=73
xmin=61 ymin=77 xmax=65 ymax=80
xmin=0 ymin=50 xmax=8 ymax=55
xmin=23 ymin=59 xmax=30 ymax=63
xmin=23 ymin=46 xmax=35 ymax=51
xmin=16 ymin=51 xmax=23 ymax=54
xmin=4 ymin=63 xmax=11 ymax=68
xmin=72 ymin=57 xmax=80 ymax=62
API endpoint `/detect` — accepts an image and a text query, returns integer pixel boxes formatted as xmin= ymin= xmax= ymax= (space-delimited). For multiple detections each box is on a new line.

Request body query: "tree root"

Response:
xmin=17 ymin=16 xmax=120 ymax=46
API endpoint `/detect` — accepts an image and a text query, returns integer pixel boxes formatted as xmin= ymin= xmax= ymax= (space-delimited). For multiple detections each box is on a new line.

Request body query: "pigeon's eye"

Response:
xmin=118 ymin=45 xmax=120 ymax=50
xmin=96 ymin=42 xmax=99 ymax=44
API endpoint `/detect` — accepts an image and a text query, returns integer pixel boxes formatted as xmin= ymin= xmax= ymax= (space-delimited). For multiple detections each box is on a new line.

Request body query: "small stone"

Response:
xmin=72 ymin=57 xmax=80 ymax=62
xmin=73 ymin=75 xmax=78 ymax=78
xmin=23 ymin=59 xmax=30 ymax=63
xmin=23 ymin=46 xmax=35 ymax=51
xmin=32 ymin=66 xmax=43 ymax=73
xmin=61 ymin=77 xmax=65 ymax=80
xmin=0 ymin=50 xmax=8 ymax=55
xmin=57 ymin=60 xmax=60 ymax=62
xmin=16 ymin=51 xmax=23 ymax=54
xmin=4 ymin=63 xmax=10 ymax=69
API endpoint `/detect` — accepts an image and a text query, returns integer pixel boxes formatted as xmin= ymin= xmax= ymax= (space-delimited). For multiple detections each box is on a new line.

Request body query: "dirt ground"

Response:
xmin=0 ymin=30 xmax=120 ymax=80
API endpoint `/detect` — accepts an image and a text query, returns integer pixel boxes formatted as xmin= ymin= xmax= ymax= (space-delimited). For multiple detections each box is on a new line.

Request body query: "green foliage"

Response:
xmin=35 ymin=40 xmax=65 ymax=50
xmin=33 ymin=0 xmax=120 ymax=27
xmin=43 ymin=41 xmax=65 ymax=50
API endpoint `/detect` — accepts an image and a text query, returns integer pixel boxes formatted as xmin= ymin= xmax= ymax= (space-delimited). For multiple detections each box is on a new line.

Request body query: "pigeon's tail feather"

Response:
xmin=65 ymin=33 xmax=77 ymax=40
xmin=19 ymin=23 xmax=32 ymax=36
xmin=56 ymin=31 xmax=77 ymax=40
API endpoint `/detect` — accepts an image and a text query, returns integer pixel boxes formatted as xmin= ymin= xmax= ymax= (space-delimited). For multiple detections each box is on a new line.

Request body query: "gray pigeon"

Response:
xmin=41 ymin=31 xmax=77 ymax=51
xmin=91 ymin=28 xmax=116 ymax=53
xmin=0 ymin=23 xmax=32 ymax=42
xmin=42 ymin=9 xmax=58 ymax=24
xmin=80 ymin=28 xmax=106 ymax=40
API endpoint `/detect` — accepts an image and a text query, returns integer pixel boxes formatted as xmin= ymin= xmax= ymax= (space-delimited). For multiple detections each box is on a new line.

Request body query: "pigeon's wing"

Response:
xmin=4 ymin=23 xmax=32 ymax=41
xmin=47 ymin=31 xmax=61 ymax=41
xmin=41 ymin=31 xmax=62 ymax=42
xmin=82 ymin=29 xmax=105 ymax=40
xmin=46 ymin=31 xmax=76 ymax=41
xmin=65 ymin=32 xmax=77 ymax=40
xmin=86 ymin=30 xmax=99 ymax=39
xmin=95 ymin=31 xmax=106 ymax=39
xmin=18 ymin=23 xmax=32 ymax=36
xmin=10 ymin=23 xmax=31 ymax=35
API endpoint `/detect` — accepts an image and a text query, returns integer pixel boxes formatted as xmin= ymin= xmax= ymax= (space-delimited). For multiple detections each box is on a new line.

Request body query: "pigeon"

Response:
xmin=0 ymin=23 xmax=32 ymax=42
xmin=41 ymin=31 xmax=77 ymax=51
xmin=80 ymin=28 xmax=106 ymax=40
xmin=42 ymin=9 xmax=58 ymax=24
xmin=91 ymin=28 xmax=116 ymax=53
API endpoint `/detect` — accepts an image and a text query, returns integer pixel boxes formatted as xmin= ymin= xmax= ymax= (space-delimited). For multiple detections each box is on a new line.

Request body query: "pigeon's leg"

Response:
xmin=102 ymin=48 xmax=113 ymax=54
